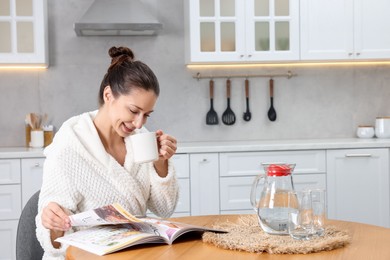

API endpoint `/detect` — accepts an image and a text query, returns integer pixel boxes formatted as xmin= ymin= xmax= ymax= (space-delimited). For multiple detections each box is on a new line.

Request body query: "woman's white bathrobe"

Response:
xmin=35 ymin=111 xmax=179 ymax=259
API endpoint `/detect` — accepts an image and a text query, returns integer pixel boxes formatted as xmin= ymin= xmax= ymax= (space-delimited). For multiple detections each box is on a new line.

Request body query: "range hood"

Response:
xmin=74 ymin=0 xmax=162 ymax=36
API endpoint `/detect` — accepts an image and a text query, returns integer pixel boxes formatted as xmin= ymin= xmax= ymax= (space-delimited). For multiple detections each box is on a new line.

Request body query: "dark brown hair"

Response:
xmin=98 ymin=46 xmax=160 ymax=106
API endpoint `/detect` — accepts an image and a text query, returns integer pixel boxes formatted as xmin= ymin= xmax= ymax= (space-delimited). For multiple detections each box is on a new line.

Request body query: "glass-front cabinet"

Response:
xmin=185 ymin=0 xmax=299 ymax=63
xmin=0 ymin=0 xmax=48 ymax=67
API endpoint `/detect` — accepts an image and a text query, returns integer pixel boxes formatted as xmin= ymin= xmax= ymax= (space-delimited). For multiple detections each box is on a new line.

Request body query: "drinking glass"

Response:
xmin=288 ymin=190 xmax=313 ymax=240
xmin=310 ymin=189 xmax=326 ymax=236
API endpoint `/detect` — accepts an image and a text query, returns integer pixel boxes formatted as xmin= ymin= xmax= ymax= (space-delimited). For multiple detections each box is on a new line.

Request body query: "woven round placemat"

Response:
xmin=202 ymin=215 xmax=351 ymax=254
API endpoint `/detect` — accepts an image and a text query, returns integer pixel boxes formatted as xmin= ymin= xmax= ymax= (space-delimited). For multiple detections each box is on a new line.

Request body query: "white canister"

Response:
xmin=375 ymin=117 xmax=390 ymax=138
xmin=356 ymin=125 xmax=375 ymax=138
xmin=30 ymin=130 xmax=44 ymax=148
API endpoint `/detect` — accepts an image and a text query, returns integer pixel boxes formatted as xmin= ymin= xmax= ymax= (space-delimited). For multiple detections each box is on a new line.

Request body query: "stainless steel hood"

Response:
xmin=74 ymin=0 xmax=162 ymax=36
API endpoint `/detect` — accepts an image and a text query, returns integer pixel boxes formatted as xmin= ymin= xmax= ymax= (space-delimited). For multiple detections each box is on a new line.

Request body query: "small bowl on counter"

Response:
xmin=356 ymin=125 xmax=375 ymax=139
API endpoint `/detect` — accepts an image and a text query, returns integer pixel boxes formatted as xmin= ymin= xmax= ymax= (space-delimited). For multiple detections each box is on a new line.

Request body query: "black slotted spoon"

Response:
xmin=206 ymin=79 xmax=218 ymax=125
xmin=222 ymin=79 xmax=236 ymax=125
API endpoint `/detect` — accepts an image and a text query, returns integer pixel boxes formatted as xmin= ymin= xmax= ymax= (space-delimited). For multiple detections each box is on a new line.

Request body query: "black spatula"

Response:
xmin=206 ymin=79 xmax=218 ymax=125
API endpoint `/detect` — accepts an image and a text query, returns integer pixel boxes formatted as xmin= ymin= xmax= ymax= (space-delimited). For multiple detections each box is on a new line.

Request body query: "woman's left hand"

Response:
xmin=156 ymin=130 xmax=177 ymax=160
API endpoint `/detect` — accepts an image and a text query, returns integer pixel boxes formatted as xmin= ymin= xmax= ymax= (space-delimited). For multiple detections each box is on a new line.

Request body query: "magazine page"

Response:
xmin=142 ymin=218 xmax=227 ymax=243
xmin=56 ymin=221 xmax=166 ymax=256
xmin=142 ymin=218 xmax=184 ymax=243
xmin=70 ymin=203 xmax=141 ymax=226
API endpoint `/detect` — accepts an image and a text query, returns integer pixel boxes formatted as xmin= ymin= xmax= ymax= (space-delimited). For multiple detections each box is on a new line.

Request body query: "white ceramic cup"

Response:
xmin=375 ymin=117 xmax=390 ymax=138
xmin=130 ymin=132 xmax=159 ymax=163
xmin=356 ymin=125 xmax=375 ymax=138
xmin=30 ymin=130 xmax=44 ymax=148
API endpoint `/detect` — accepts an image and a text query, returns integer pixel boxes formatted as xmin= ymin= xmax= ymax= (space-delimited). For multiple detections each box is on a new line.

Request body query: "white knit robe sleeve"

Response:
xmin=146 ymin=159 xmax=179 ymax=218
xmin=35 ymin=148 xmax=81 ymax=260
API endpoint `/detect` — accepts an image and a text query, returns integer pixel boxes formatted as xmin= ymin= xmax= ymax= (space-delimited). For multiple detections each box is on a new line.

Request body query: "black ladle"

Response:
xmin=243 ymin=79 xmax=251 ymax=121
xmin=267 ymin=78 xmax=277 ymax=121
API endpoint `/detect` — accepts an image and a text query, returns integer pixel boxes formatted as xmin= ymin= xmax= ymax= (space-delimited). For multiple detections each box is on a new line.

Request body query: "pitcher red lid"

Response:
xmin=266 ymin=164 xmax=292 ymax=176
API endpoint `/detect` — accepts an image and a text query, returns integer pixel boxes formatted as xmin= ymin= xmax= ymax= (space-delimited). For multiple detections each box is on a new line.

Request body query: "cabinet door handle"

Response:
xmin=345 ymin=154 xmax=372 ymax=157
xmin=34 ymin=163 xmax=41 ymax=167
xmin=348 ymin=53 xmax=353 ymax=56
xmin=356 ymin=52 xmax=361 ymax=56
xmin=201 ymin=158 xmax=208 ymax=162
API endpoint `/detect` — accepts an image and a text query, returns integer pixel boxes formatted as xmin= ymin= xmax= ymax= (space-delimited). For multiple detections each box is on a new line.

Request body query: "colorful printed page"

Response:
xmin=70 ymin=203 xmax=142 ymax=226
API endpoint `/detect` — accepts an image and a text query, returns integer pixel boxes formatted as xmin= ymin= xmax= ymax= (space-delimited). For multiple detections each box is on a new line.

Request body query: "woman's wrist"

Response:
xmin=153 ymin=159 xmax=168 ymax=177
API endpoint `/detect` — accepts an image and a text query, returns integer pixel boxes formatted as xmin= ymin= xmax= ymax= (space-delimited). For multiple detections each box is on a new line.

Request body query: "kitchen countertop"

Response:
xmin=0 ymin=147 xmax=44 ymax=158
xmin=2 ymin=138 xmax=390 ymax=158
xmin=176 ymin=138 xmax=390 ymax=153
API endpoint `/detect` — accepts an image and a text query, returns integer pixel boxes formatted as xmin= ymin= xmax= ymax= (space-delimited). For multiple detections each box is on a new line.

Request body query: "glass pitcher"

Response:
xmin=250 ymin=163 xmax=296 ymax=235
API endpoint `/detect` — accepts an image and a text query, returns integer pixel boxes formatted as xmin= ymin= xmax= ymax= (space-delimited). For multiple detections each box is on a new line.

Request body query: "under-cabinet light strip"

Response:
xmin=187 ymin=60 xmax=390 ymax=69
xmin=193 ymin=71 xmax=296 ymax=80
xmin=0 ymin=65 xmax=48 ymax=70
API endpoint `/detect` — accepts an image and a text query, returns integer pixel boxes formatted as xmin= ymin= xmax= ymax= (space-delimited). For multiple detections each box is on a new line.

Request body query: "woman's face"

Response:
xmin=104 ymin=86 xmax=157 ymax=137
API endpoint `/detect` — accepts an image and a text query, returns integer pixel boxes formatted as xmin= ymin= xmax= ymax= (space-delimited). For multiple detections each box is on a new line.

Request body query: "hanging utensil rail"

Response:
xmin=193 ymin=70 xmax=297 ymax=80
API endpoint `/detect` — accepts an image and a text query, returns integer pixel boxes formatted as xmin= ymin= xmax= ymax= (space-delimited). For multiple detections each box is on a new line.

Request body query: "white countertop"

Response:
xmin=176 ymin=138 xmax=390 ymax=153
xmin=2 ymin=138 xmax=390 ymax=158
xmin=0 ymin=147 xmax=44 ymax=158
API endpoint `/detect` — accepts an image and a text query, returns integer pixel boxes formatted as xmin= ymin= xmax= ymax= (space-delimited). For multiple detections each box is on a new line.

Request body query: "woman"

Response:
xmin=36 ymin=46 xmax=179 ymax=259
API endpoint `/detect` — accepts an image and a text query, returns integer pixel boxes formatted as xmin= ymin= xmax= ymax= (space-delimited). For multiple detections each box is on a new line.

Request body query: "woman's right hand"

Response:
xmin=41 ymin=202 xmax=71 ymax=232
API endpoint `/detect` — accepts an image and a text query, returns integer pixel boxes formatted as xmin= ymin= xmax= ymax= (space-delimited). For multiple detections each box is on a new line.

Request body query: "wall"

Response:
xmin=1 ymin=0 xmax=390 ymax=147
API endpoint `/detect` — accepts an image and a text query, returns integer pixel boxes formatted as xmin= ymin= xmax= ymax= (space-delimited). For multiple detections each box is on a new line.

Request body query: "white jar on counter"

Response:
xmin=375 ymin=117 xmax=390 ymax=138
xmin=356 ymin=125 xmax=375 ymax=138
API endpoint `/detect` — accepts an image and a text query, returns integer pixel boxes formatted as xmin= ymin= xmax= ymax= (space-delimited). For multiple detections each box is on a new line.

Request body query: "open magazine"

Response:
xmin=56 ymin=203 xmax=226 ymax=256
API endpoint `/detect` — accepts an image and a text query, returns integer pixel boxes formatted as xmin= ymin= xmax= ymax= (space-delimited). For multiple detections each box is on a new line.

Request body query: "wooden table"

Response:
xmin=66 ymin=215 xmax=390 ymax=260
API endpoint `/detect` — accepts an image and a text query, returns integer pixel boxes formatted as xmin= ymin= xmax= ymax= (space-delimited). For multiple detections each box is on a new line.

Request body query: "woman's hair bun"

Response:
xmin=108 ymin=46 xmax=134 ymax=61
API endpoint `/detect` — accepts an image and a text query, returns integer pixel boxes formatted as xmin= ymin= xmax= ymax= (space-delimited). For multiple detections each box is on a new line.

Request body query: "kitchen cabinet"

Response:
xmin=0 ymin=157 xmax=43 ymax=260
xmin=327 ymin=148 xmax=390 ymax=228
xmin=185 ymin=0 xmax=299 ymax=63
xmin=300 ymin=0 xmax=390 ymax=60
xmin=0 ymin=0 xmax=48 ymax=67
xmin=190 ymin=153 xmax=220 ymax=215
xmin=219 ymin=150 xmax=326 ymax=214
xmin=170 ymin=154 xmax=191 ymax=217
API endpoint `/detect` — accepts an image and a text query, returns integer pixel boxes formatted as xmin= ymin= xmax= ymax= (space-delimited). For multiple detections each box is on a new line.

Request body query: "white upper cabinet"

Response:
xmin=300 ymin=0 xmax=390 ymax=60
xmin=0 ymin=0 xmax=48 ymax=67
xmin=185 ymin=0 xmax=299 ymax=63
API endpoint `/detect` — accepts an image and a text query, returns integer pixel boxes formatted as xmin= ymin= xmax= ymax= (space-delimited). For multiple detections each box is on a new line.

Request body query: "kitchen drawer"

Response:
xmin=0 ymin=185 xmax=21 ymax=220
xmin=0 ymin=159 xmax=20 ymax=184
xmin=172 ymin=154 xmax=190 ymax=178
xmin=175 ymin=179 xmax=190 ymax=213
xmin=219 ymin=150 xmax=326 ymax=177
xmin=220 ymin=176 xmax=254 ymax=211
xmin=220 ymin=174 xmax=326 ymax=211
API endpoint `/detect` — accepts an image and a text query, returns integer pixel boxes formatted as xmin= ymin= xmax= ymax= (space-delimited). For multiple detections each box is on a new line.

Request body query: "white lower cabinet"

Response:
xmin=327 ymin=148 xmax=390 ymax=227
xmin=21 ymin=158 xmax=44 ymax=207
xmin=190 ymin=153 xmax=219 ymax=215
xmin=171 ymin=154 xmax=190 ymax=217
xmin=0 ymin=220 xmax=18 ymax=260
xmin=220 ymin=174 xmax=326 ymax=215
xmin=0 ymin=157 xmax=44 ymax=260
xmin=219 ymin=150 xmax=326 ymax=215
